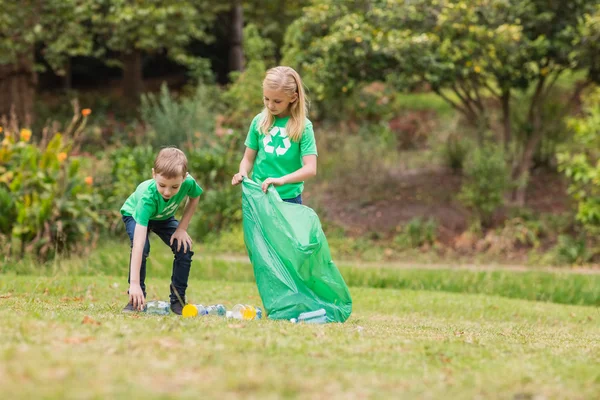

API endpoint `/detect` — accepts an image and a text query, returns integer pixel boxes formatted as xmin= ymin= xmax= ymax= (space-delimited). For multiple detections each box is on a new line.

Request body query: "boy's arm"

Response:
xmin=129 ymin=223 xmax=148 ymax=310
xmin=170 ymin=196 xmax=199 ymax=253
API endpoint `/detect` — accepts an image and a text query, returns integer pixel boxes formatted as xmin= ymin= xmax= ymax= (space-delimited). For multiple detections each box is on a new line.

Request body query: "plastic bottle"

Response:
xmin=226 ymin=304 xmax=263 ymax=320
xmin=145 ymin=300 xmax=170 ymax=315
xmin=290 ymin=308 xmax=327 ymax=324
xmin=194 ymin=304 xmax=208 ymax=316
xmin=205 ymin=304 xmax=227 ymax=316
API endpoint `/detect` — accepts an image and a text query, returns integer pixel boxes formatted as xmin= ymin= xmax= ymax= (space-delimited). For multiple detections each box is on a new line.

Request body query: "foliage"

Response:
xmin=89 ymin=0 xmax=221 ymax=79
xmin=395 ymin=217 xmax=438 ymax=249
xmin=283 ymin=0 xmax=600 ymax=196
xmin=0 ymin=0 xmax=95 ymax=72
xmin=458 ymin=144 xmax=510 ymax=226
xmin=187 ymin=137 xmax=243 ymax=240
xmin=140 ymin=83 xmax=220 ymax=149
xmin=442 ymin=133 xmax=472 ymax=173
xmin=222 ymin=24 xmax=275 ymax=129
xmin=0 ymin=107 xmax=106 ymax=260
xmin=558 ymin=88 xmax=600 ymax=234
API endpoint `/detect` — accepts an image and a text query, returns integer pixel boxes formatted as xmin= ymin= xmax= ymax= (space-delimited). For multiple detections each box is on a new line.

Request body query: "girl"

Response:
xmin=231 ymin=66 xmax=317 ymax=204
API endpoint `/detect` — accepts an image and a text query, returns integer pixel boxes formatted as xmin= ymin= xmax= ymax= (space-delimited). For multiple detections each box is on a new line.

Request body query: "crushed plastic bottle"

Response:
xmin=290 ymin=308 xmax=327 ymax=324
xmin=194 ymin=304 xmax=208 ymax=316
xmin=205 ymin=304 xmax=227 ymax=316
xmin=226 ymin=304 xmax=263 ymax=320
xmin=145 ymin=300 xmax=170 ymax=315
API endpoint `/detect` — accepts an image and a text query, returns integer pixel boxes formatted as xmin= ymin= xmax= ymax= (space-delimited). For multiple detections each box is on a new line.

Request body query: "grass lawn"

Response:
xmin=1 ymin=273 xmax=598 ymax=399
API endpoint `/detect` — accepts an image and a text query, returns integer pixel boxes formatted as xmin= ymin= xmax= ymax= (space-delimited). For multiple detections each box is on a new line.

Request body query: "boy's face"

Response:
xmin=152 ymin=170 xmax=184 ymax=200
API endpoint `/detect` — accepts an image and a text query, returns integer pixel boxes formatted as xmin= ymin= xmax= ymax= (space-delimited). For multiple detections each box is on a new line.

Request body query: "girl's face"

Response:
xmin=152 ymin=170 xmax=184 ymax=201
xmin=263 ymin=88 xmax=298 ymax=117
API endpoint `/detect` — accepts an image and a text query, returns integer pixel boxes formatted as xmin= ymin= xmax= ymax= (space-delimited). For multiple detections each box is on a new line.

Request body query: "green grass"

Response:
xmin=0 ymin=274 xmax=598 ymax=399
xmin=2 ymin=242 xmax=599 ymax=306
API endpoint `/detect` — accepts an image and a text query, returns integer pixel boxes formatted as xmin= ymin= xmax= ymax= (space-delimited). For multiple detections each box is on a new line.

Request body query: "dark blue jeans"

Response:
xmin=122 ymin=215 xmax=193 ymax=304
xmin=282 ymin=194 xmax=302 ymax=204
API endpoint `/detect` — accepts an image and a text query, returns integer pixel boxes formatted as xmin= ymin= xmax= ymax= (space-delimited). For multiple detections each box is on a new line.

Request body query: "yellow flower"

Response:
xmin=342 ymin=86 xmax=348 ymax=92
xmin=355 ymin=37 xmax=363 ymax=43
xmin=540 ymin=67 xmax=549 ymax=76
xmin=57 ymin=152 xmax=68 ymax=163
xmin=20 ymin=128 xmax=32 ymax=142
xmin=81 ymin=108 xmax=92 ymax=117
xmin=85 ymin=176 xmax=93 ymax=186
xmin=474 ymin=66 xmax=481 ymax=73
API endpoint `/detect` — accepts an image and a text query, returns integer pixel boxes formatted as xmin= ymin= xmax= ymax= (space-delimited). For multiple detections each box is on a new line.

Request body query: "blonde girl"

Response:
xmin=231 ymin=66 xmax=317 ymax=204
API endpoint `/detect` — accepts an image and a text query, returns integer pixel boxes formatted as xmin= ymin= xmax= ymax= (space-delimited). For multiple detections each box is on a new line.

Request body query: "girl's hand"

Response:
xmin=170 ymin=228 xmax=192 ymax=253
xmin=261 ymin=177 xmax=285 ymax=193
xmin=231 ymin=173 xmax=245 ymax=186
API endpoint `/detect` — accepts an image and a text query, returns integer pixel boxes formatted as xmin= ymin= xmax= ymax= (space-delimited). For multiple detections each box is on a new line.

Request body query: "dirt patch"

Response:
xmin=309 ymin=168 xmax=572 ymax=243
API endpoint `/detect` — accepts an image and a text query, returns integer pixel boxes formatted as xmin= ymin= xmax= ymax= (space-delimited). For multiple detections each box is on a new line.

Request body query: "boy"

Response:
xmin=120 ymin=147 xmax=203 ymax=315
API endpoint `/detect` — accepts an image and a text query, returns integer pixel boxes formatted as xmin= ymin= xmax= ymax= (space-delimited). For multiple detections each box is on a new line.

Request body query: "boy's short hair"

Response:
xmin=154 ymin=147 xmax=188 ymax=178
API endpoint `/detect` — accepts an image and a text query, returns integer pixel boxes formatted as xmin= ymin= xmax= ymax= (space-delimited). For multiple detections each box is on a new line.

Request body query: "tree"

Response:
xmin=90 ymin=0 xmax=221 ymax=101
xmin=0 ymin=0 xmax=94 ymax=122
xmin=283 ymin=0 xmax=600 ymax=204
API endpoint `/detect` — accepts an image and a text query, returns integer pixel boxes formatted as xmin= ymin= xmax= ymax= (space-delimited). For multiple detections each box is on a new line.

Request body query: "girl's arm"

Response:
xmin=129 ymin=223 xmax=148 ymax=310
xmin=261 ymin=155 xmax=317 ymax=192
xmin=232 ymin=147 xmax=258 ymax=185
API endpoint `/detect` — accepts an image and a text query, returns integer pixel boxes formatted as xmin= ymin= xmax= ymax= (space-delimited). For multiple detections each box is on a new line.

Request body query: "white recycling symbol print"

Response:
xmin=263 ymin=126 xmax=291 ymax=156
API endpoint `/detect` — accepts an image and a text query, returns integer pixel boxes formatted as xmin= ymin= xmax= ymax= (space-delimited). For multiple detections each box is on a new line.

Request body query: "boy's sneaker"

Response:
xmin=170 ymin=301 xmax=184 ymax=315
xmin=122 ymin=301 xmax=145 ymax=313
xmin=122 ymin=301 xmax=136 ymax=313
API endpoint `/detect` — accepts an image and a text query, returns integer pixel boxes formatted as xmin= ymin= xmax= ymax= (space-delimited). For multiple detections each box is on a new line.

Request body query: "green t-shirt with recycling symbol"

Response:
xmin=244 ymin=113 xmax=318 ymax=199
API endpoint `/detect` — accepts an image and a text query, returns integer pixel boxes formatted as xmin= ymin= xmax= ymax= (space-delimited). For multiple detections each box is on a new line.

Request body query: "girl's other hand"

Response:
xmin=261 ymin=177 xmax=285 ymax=193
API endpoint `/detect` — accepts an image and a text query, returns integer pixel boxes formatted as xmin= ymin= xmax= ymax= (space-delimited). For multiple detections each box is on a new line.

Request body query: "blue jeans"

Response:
xmin=122 ymin=215 xmax=193 ymax=304
xmin=282 ymin=194 xmax=302 ymax=204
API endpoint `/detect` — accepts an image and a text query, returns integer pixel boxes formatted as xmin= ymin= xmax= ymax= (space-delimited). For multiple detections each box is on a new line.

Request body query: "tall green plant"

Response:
xmin=459 ymin=145 xmax=510 ymax=227
xmin=0 ymin=109 xmax=106 ymax=260
xmin=558 ymin=88 xmax=600 ymax=234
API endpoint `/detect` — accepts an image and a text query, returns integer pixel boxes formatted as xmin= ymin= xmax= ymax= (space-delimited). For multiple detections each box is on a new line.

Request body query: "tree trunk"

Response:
xmin=501 ymin=89 xmax=511 ymax=151
xmin=122 ymin=50 xmax=144 ymax=103
xmin=0 ymin=53 xmax=36 ymax=125
xmin=228 ymin=0 xmax=244 ymax=72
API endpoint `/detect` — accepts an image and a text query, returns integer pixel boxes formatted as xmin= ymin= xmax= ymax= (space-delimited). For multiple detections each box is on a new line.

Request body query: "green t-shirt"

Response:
xmin=120 ymin=174 xmax=203 ymax=227
xmin=244 ymin=113 xmax=318 ymax=199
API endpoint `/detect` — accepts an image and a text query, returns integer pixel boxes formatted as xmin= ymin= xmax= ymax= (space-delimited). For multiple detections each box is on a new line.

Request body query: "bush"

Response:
xmin=395 ymin=217 xmax=438 ymax=249
xmin=0 ymin=110 xmax=107 ymax=261
xmin=140 ymin=83 xmax=220 ymax=149
xmin=558 ymin=88 xmax=600 ymax=235
xmin=458 ymin=144 xmax=510 ymax=227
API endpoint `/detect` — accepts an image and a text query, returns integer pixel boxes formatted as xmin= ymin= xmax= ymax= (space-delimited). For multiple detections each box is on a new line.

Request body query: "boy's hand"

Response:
xmin=129 ymin=284 xmax=145 ymax=311
xmin=170 ymin=228 xmax=192 ymax=253
xmin=261 ymin=177 xmax=285 ymax=193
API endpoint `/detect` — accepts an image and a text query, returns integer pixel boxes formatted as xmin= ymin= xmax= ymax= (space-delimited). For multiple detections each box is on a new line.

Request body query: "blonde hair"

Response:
xmin=153 ymin=147 xmax=188 ymax=179
xmin=260 ymin=66 xmax=308 ymax=142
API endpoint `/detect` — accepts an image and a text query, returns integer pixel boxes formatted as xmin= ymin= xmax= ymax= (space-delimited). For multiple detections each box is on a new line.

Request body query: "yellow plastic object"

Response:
xmin=182 ymin=304 xmax=198 ymax=318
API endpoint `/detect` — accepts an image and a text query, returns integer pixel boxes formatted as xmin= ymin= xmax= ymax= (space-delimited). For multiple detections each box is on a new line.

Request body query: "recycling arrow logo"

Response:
xmin=263 ymin=127 xmax=291 ymax=156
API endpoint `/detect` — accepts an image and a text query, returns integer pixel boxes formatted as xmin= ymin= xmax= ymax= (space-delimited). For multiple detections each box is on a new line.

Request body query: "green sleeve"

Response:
xmin=186 ymin=174 xmax=203 ymax=198
xmin=300 ymin=121 xmax=318 ymax=157
xmin=132 ymin=194 xmax=156 ymax=227
xmin=244 ymin=114 xmax=262 ymax=150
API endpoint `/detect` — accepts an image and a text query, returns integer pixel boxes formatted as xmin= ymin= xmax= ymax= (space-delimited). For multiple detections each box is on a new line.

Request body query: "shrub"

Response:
xmin=140 ymin=83 xmax=220 ymax=149
xmin=458 ymin=144 xmax=510 ymax=227
xmin=0 ymin=108 xmax=106 ymax=260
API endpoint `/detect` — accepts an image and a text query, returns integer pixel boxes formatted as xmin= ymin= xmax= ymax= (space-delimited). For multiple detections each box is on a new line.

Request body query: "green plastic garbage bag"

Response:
xmin=242 ymin=178 xmax=352 ymax=323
